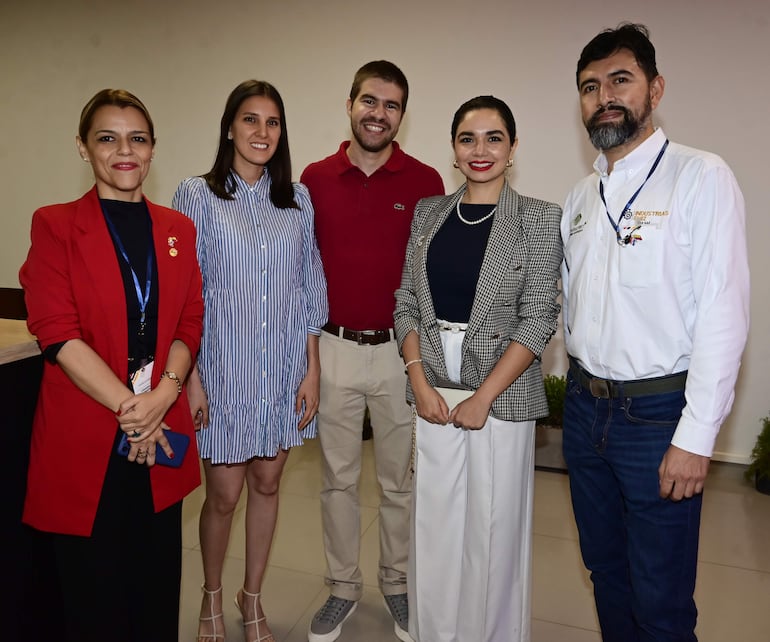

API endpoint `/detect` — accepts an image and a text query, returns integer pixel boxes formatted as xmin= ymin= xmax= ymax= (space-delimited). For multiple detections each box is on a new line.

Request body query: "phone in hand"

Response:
xmin=117 ymin=429 xmax=190 ymax=468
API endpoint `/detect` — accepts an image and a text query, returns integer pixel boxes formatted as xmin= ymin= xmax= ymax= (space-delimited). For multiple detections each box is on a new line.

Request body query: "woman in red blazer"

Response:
xmin=19 ymin=89 xmax=203 ymax=642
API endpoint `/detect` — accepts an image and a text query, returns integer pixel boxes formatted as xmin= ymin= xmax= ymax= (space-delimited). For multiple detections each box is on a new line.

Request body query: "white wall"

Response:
xmin=1 ymin=0 xmax=767 ymax=462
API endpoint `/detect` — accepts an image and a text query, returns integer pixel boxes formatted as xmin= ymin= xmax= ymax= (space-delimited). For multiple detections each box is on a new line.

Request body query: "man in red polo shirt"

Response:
xmin=302 ymin=60 xmax=444 ymax=642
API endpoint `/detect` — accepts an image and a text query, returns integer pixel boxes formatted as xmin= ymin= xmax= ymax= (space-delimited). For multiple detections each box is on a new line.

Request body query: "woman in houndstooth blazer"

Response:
xmin=394 ymin=96 xmax=562 ymax=642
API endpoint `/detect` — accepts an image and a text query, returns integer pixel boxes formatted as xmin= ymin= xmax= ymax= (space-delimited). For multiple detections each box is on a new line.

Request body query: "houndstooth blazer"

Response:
xmin=394 ymin=182 xmax=562 ymax=422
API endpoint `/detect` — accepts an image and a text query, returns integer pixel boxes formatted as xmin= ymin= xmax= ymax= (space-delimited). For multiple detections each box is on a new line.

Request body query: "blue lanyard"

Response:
xmin=102 ymin=210 xmax=154 ymax=336
xmin=599 ymin=139 xmax=669 ymax=246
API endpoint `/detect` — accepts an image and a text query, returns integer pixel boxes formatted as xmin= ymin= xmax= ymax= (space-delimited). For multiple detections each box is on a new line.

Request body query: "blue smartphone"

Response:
xmin=117 ymin=429 xmax=190 ymax=468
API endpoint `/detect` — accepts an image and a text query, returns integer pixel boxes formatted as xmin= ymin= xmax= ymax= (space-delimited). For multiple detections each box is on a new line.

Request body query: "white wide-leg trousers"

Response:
xmin=408 ymin=328 xmax=534 ymax=642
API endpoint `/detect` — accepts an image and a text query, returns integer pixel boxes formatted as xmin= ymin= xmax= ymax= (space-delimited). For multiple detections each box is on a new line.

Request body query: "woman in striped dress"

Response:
xmin=173 ymin=80 xmax=328 ymax=642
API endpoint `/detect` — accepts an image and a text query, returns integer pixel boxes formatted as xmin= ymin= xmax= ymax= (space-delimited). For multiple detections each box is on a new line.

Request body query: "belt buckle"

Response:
xmin=589 ymin=377 xmax=611 ymax=398
xmin=358 ymin=330 xmax=377 ymax=345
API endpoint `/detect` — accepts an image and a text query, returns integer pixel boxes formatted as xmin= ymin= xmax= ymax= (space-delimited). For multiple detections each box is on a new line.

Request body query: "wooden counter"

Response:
xmin=0 ymin=318 xmax=39 ymax=365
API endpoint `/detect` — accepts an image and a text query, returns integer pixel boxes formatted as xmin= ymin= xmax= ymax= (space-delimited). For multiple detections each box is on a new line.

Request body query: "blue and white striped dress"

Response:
xmin=172 ymin=171 xmax=328 ymax=462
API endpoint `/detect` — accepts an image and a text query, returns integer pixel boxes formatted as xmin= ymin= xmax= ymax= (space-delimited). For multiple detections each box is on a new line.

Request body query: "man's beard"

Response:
xmin=586 ymin=97 xmax=652 ymax=151
xmin=351 ymin=119 xmax=395 ymax=153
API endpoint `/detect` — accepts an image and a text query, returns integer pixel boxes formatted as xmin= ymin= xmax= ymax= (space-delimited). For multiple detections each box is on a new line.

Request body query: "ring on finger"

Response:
xmin=137 ymin=450 xmax=147 ymax=458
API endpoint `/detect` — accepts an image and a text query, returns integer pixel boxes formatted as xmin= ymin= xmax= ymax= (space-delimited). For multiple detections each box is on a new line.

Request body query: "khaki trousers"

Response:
xmin=317 ymin=331 xmax=413 ymax=600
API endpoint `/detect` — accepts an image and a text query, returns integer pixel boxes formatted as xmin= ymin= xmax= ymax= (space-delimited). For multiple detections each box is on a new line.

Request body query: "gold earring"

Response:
xmin=453 ymin=160 xmax=459 ymax=168
xmin=82 ymin=157 xmax=89 ymax=162
xmin=506 ymin=159 xmax=513 ymax=168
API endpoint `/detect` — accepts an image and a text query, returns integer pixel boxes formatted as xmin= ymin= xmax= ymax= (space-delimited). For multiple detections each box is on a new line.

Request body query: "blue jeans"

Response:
xmin=563 ymin=371 xmax=700 ymax=642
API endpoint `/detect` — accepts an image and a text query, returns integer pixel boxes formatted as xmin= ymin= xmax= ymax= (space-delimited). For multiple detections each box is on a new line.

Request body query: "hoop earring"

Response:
xmin=453 ymin=160 xmax=459 ymax=169
xmin=506 ymin=159 xmax=513 ymax=168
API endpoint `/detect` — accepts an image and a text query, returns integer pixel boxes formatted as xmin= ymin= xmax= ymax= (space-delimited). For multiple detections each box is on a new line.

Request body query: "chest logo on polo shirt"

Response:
xmin=569 ymin=212 xmax=587 ymax=237
xmin=394 ymin=203 xmax=406 ymax=211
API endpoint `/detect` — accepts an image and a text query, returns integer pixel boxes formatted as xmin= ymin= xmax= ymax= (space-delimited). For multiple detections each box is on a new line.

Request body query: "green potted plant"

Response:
xmin=744 ymin=415 xmax=770 ymax=495
xmin=536 ymin=374 xmax=566 ymax=428
xmin=535 ymin=374 xmax=567 ymax=471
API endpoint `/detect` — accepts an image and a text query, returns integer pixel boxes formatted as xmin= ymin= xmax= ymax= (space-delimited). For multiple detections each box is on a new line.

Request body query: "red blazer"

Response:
xmin=19 ymin=187 xmax=204 ymax=536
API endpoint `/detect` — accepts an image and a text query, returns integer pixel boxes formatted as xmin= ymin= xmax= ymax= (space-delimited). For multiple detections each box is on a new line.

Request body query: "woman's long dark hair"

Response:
xmin=203 ymin=80 xmax=298 ymax=209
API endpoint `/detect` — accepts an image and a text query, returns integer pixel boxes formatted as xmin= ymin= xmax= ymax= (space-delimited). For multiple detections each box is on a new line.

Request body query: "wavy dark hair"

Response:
xmin=203 ymin=80 xmax=298 ymax=209
xmin=451 ymin=95 xmax=516 ymax=142
xmin=576 ymin=23 xmax=659 ymax=86
xmin=349 ymin=60 xmax=409 ymax=113
xmin=78 ymin=89 xmax=155 ymax=144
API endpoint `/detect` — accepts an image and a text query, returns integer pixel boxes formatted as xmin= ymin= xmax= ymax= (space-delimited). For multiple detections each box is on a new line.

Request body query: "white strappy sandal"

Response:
xmin=197 ymin=584 xmax=224 ymax=641
xmin=235 ymin=588 xmax=275 ymax=642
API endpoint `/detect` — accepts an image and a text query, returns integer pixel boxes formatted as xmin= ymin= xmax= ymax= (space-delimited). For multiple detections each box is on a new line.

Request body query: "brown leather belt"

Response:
xmin=322 ymin=322 xmax=395 ymax=346
xmin=568 ymin=357 xmax=687 ymax=399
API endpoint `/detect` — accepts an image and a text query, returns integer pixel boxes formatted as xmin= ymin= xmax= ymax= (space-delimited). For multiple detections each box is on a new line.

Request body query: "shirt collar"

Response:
xmin=229 ymin=167 xmax=271 ymax=196
xmin=594 ymin=128 xmax=668 ymax=179
xmin=333 ymin=140 xmax=406 ymax=176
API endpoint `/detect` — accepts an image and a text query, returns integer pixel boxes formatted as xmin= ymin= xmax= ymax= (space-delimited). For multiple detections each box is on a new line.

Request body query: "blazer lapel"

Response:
xmin=149 ymin=200 xmax=182 ymax=364
xmin=412 ymin=189 xmax=465 ymax=378
xmin=464 ymin=184 xmax=522 ymax=345
xmin=73 ymin=188 xmax=128 ymax=372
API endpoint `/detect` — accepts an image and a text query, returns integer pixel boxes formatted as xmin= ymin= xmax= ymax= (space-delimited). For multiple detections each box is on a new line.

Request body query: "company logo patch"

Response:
xmin=569 ymin=212 xmax=587 ymax=237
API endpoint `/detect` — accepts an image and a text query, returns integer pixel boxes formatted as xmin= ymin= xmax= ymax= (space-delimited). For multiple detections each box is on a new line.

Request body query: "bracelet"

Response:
xmin=404 ymin=358 xmax=423 ymax=373
xmin=161 ymin=370 xmax=182 ymax=395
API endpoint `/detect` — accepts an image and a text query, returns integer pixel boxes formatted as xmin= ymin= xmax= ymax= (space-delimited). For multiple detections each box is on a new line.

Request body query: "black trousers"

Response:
xmin=52 ymin=429 xmax=182 ymax=642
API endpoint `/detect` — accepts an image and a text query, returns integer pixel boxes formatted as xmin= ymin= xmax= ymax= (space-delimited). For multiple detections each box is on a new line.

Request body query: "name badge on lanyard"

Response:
xmin=129 ymin=359 xmax=154 ymax=394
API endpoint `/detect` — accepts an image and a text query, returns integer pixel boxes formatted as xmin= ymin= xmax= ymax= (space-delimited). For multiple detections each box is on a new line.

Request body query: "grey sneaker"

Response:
xmin=308 ymin=595 xmax=357 ymax=642
xmin=383 ymin=593 xmax=414 ymax=642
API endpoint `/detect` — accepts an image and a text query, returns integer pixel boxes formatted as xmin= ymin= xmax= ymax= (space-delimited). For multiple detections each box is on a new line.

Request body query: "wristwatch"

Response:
xmin=161 ymin=370 xmax=182 ymax=395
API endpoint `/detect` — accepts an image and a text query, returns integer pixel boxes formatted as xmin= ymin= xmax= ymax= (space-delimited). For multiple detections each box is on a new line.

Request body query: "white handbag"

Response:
xmin=435 ymin=386 xmax=474 ymax=409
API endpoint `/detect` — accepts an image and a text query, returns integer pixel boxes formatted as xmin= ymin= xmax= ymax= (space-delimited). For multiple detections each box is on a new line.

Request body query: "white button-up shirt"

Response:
xmin=561 ymin=128 xmax=750 ymax=456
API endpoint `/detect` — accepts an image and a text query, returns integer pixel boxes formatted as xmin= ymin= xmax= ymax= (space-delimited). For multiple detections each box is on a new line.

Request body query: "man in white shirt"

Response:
xmin=561 ymin=23 xmax=749 ymax=642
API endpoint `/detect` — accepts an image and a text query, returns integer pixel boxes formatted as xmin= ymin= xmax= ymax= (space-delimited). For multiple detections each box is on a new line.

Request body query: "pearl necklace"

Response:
xmin=456 ymin=200 xmax=497 ymax=226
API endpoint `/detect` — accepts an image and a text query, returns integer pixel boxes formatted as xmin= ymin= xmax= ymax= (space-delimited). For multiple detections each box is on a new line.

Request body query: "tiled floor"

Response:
xmin=179 ymin=438 xmax=770 ymax=642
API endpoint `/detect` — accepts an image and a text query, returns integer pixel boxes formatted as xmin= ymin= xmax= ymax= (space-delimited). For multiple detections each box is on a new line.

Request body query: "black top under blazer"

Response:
xmin=394 ymin=182 xmax=563 ymax=422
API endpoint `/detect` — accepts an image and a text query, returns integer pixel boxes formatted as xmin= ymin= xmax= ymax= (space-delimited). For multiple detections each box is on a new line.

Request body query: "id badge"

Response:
xmin=129 ymin=359 xmax=154 ymax=394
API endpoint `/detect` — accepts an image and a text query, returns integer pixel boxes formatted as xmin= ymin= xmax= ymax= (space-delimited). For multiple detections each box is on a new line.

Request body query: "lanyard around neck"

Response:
xmin=599 ymin=139 xmax=669 ymax=246
xmin=102 ymin=209 xmax=154 ymax=336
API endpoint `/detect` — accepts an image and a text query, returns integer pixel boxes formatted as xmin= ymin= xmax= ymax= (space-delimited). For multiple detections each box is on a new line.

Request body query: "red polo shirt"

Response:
xmin=301 ymin=141 xmax=444 ymax=330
